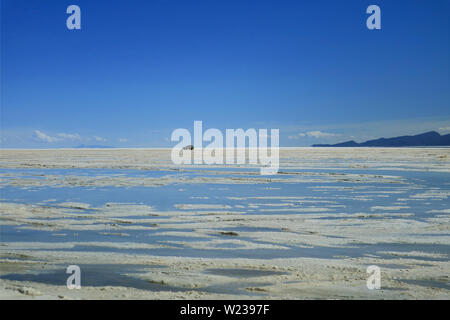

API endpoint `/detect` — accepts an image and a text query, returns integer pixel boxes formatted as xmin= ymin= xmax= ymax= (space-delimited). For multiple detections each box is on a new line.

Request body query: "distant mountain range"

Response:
xmin=312 ymin=131 xmax=450 ymax=147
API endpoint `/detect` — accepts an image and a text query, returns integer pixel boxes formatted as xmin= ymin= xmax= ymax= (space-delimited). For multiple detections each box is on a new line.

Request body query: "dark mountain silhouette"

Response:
xmin=312 ymin=131 xmax=450 ymax=147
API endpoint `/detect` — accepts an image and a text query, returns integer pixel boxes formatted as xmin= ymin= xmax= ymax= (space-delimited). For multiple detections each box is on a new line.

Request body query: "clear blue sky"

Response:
xmin=1 ymin=0 xmax=449 ymax=147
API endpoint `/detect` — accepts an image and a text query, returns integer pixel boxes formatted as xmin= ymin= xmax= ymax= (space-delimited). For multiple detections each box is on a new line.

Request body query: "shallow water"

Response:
xmin=1 ymin=168 xmax=449 ymax=252
xmin=1 ymin=164 xmax=449 ymax=292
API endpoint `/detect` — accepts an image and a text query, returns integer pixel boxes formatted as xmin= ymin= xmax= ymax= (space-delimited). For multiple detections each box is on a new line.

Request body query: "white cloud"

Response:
xmin=118 ymin=138 xmax=128 ymax=143
xmin=438 ymin=126 xmax=450 ymax=133
xmin=34 ymin=131 xmax=83 ymax=143
xmin=305 ymin=131 xmax=337 ymax=138
xmin=288 ymin=131 xmax=337 ymax=139
xmin=94 ymin=136 xmax=107 ymax=142
xmin=34 ymin=130 xmax=60 ymax=143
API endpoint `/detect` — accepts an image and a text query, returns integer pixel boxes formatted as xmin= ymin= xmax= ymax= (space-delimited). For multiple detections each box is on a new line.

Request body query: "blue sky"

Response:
xmin=1 ymin=0 xmax=449 ymax=148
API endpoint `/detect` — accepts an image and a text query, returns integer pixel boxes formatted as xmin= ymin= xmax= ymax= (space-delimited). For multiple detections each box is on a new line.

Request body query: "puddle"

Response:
xmin=401 ymin=279 xmax=450 ymax=291
xmin=0 ymin=263 xmax=276 ymax=296
xmin=0 ymin=263 xmax=195 ymax=292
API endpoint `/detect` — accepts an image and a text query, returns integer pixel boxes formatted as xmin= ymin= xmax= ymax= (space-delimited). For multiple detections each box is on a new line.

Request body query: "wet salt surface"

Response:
xmin=1 ymin=165 xmax=449 ymax=292
xmin=5 ymin=236 xmax=445 ymax=261
xmin=400 ymin=279 xmax=450 ymax=291
xmin=0 ymin=264 xmax=271 ymax=296
xmin=0 ymin=225 xmax=211 ymax=244
xmin=1 ymin=168 xmax=449 ymax=248
xmin=0 ymin=264 xmax=190 ymax=293
xmin=204 ymin=268 xmax=288 ymax=278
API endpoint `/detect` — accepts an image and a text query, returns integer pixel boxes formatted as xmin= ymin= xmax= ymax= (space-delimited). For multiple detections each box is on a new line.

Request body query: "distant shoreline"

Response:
xmin=1 ymin=146 xmax=449 ymax=151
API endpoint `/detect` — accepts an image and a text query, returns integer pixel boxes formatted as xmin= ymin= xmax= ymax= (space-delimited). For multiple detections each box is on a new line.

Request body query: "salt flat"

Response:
xmin=0 ymin=148 xmax=449 ymax=299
